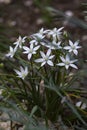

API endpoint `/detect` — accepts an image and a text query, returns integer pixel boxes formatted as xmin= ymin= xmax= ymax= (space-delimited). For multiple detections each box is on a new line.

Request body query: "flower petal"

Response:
xmin=69 ymin=40 xmax=73 ymax=46
xmin=41 ymin=61 xmax=46 ymax=66
xmin=35 ymin=58 xmax=44 ymax=63
xmin=57 ymin=63 xmax=65 ymax=66
xmin=73 ymin=49 xmax=78 ymax=55
xmin=40 ymin=51 xmax=46 ymax=58
xmin=70 ymin=64 xmax=78 ymax=69
xmin=46 ymin=49 xmax=51 ymax=56
xmin=34 ymin=45 xmax=40 ymax=51
xmin=47 ymin=60 xmax=54 ymax=66
xmin=28 ymin=53 xmax=32 ymax=60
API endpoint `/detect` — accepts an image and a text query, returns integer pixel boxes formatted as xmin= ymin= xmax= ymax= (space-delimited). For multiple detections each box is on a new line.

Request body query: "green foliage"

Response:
xmin=0 ymin=28 xmax=87 ymax=130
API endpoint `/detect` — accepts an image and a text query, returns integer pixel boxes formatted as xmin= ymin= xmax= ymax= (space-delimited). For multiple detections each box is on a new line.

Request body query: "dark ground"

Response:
xmin=0 ymin=0 xmax=87 ymax=35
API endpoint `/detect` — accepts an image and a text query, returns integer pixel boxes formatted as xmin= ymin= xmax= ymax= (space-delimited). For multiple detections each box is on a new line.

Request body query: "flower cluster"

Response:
xmin=6 ymin=27 xmax=81 ymax=80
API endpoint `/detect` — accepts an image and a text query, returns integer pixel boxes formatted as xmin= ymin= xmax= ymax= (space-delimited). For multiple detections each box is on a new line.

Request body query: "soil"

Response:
xmin=0 ymin=0 xmax=87 ymax=36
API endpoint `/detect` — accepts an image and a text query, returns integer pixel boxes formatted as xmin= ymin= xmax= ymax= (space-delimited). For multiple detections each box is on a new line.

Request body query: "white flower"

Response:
xmin=14 ymin=36 xmax=26 ymax=49
xmin=40 ymin=39 xmax=62 ymax=50
xmin=6 ymin=46 xmax=17 ymax=58
xmin=64 ymin=40 xmax=81 ymax=55
xmin=23 ymin=44 xmax=40 ymax=60
xmin=14 ymin=66 xmax=28 ymax=80
xmin=35 ymin=49 xmax=55 ymax=66
xmin=46 ymin=41 xmax=62 ymax=50
xmin=48 ymin=27 xmax=64 ymax=41
xmin=32 ymin=28 xmax=49 ymax=40
xmin=30 ymin=39 xmax=38 ymax=45
xmin=76 ymin=101 xmax=86 ymax=110
xmin=57 ymin=54 xmax=78 ymax=69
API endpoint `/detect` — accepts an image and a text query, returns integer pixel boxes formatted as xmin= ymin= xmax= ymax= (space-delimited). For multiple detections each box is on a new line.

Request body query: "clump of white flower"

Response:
xmin=6 ymin=27 xmax=81 ymax=80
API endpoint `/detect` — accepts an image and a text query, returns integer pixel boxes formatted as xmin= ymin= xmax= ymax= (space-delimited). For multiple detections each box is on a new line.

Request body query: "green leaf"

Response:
xmin=30 ymin=105 xmax=38 ymax=118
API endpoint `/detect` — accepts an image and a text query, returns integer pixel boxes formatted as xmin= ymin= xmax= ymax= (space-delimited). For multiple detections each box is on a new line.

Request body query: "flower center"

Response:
xmin=72 ymin=45 xmax=75 ymax=50
xmin=65 ymin=61 xmax=70 ymax=65
xmin=44 ymin=56 xmax=49 ymax=61
xmin=29 ymin=49 xmax=33 ymax=53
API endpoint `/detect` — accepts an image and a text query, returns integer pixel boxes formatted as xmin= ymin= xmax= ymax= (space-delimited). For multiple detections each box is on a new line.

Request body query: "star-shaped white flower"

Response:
xmin=30 ymin=39 xmax=38 ymax=45
xmin=57 ymin=54 xmax=78 ymax=69
xmin=32 ymin=28 xmax=49 ymax=40
xmin=48 ymin=27 xmax=64 ymax=41
xmin=6 ymin=46 xmax=17 ymax=58
xmin=14 ymin=66 xmax=28 ymax=80
xmin=64 ymin=40 xmax=81 ymax=55
xmin=35 ymin=49 xmax=55 ymax=66
xmin=46 ymin=41 xmax=62 ymax=50
xmin=23 ymin=44 xmax=40 ymax=60
xmin=14 ymin=36 xmax=26 ymax=49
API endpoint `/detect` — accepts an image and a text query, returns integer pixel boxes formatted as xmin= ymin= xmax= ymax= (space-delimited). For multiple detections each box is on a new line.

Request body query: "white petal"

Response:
xmin=60 ymin=56 xmax=65 ymax=62
xmin=40 ymin=42 xmax=46 ymax=46
xmin=53 ymin=28 xmax=57 ymax=32
xmin=73 ymin=49 xmax=78 ymax=55
xmin=14 ymin=70 xmax=21 ymax=76
xmin=76 ymin=46 xmax=81 ymax=49
xmin=64 ymin=46 xmax=71 ymax=50
xmin=25 ymin=67 xmax=28 ymax=74
xmin=66 ymin=55 xmax=70 ymax=61
xmin=70 ymin=59 xmax=78 ymax=63
xmin=28 ymin=53 xmax=32 ymax=60
xmin=58 ymin=27 xmax=64 ymax=32
xmin=23 ymin=46 xmax=29 ymax=51
xmin=39 ymin=28 xmax=44 ymax=33
xmin=65 ymin=65 xmax=69 ymax=69
xmin=57 ymin=63 xmax=65 ymax=66
xmin=70 ymin=64 xmax=78 ymax=69
xmin=23 ymin=51 xmax=29 ymax=54
xmin=41 ymin=61 xmax=46 ymax=66
xmin=13 ymin=41 xmax=18 ymax=45
xmin=43 ymin=29 xmax=50 ymax=34
xmin=76 ymin=101 xmax=81 ymax=107
xmin=47 ymin=60 xmax=54 ymax=66
xmin=46 ymin=49 xmax=51 ymax=56
xmin=23 ymin=36 xmax=27 ymax=41
xmin=34 ymin=45 xmax=40 ymax=51
xmin=20 ymin=66 xmax=24 ymax=72
xmin=81 ymin=103 xmax=86 ymax=110
xmin=30 ymin=40 xmax=36 ymax=44
xmin=74 ymin=41 xmax=79 ymax=46
xmin=18 ymin=36 xmax=21 ymax=40
xmin=69 ymin=40 xmax=73 ymax=46
xmin=10 ymin=46 xmax=13 ymax=52
xmin=48 ymin=31 xmax=54 ymax=35
xmin=40 ymin=51 xmax=46 ymax=58
xmin=35 ymin=58 xmax=44 ymax=63
xmin=30 ymin=43 xmax=33 ymax=49
xmin=69 ymin=49 xmax=72 ymax=52
xmin=49 ymin=55 xmax=55 ymax=59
